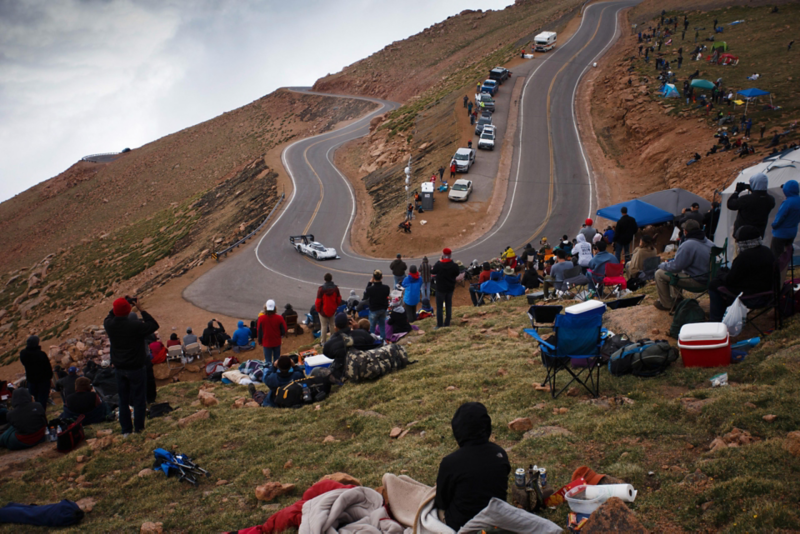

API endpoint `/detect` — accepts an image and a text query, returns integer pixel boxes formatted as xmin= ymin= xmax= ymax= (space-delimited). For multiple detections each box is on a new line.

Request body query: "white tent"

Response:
xmin=714 ymin=147 xmax=800 ymax=259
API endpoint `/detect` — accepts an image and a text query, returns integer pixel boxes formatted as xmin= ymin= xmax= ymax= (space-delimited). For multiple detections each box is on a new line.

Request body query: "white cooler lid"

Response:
xmin=678 ymin=322 xmax=728 ymax=342
xmin=305 ymin=355 xmax=333 ymax=366
xmin=565 ymin=300 xmax=607 ymax=315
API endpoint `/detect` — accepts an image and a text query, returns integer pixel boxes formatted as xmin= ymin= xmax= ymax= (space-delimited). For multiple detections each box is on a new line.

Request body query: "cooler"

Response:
xmin=304 ymin=355 xmax=333 ymax=375
xmin=677 ymin=322 xmax=730 ymax=367
xmin=565 ymin=300 xmax=606 ymax=317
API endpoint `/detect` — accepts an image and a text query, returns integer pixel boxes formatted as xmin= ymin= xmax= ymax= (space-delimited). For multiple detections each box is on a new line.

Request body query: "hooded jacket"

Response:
xmin=104 ymin=309 xmax=159 ymax=370
xmin=727 ymin=173 xmax=776 ymax=237
xmin=232 ymin=321 xmax=252 ymax=347
xmin=434 ymin=402 xmax=510 ymax=531
xmin=659 ymin=230 xmax=714 ymax=282
xmin=614 ymin=214 xmax=639 ymax=245
xmin=419 ymin=259 xmax=432 ymax=284
xmin=19 ymin=337 xmax=52 ymax=384
xmin=432 ymin=258 xmax=460 ymax=294
xmin=315 ymin=281 xmax=342 ymax=318
xmin=7 ymin=388 xmax=47 ymax=439
xmin=401 ymin=274 xmax=422 ymax=306
xmin=772 ymin=180 xmax=800 ymax=240
xmin=573 ymin=234 xmax=593 ymax=267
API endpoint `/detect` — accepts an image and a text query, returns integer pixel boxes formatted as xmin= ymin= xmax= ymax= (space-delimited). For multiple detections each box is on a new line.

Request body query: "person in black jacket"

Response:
xmin=431 ymin=248 xmax=460 ymax=328
xmin=434 ymin=402 xmax=510 ymax=531
xmin=104 ymin=297 xmax=158 ymax=436
xmin=55 ymin=366 xmax=79 ymax=404
xmin=323 ymin=313 xmax=379 ymax=380
xmin=613 ymin=206 xmax=639 ymax=262
xmin=727 ymin=173 xmax=776 ymax=238
xmin=364 ymin=270 xmax=391 ymax=342
xmin=63 ymin=377 xmax=109 ymax=425
xmin=0 ymin=388 xmax=47 ymax=450
xmin=19 ymin=335 xmax=52 ymax=411
xmin=709 ymin=226 xmax=777 ymax=321
xmin=386 ymin=295 xmax=411 ymax=335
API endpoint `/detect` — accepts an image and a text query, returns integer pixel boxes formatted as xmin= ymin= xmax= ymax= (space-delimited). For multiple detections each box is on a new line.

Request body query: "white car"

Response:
xmin=448 ymin=179 xmax=473 ymax=202
xmin=289 ymin=235 xmax=339 ymax=260
xmin=478 ymin=125 xmax=495 ymax=150
xmin=452 ymin=148 xmax=475 ymax=172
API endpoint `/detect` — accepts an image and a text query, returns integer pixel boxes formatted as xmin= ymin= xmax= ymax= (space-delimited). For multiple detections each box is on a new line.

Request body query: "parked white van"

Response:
xmin=534 ymin=31 xmax=557 ymax=52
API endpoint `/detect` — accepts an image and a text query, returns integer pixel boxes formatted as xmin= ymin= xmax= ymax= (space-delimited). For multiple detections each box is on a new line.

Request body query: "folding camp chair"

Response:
xmin=184 ymin=343 xmax=201 ymax=363
xmin=639 ymin=256 xmax=661 ymax=281
xmin=524 ymin=312 xmax=604 ymax=398
xmin=166 ymin=345 xmax=185 ymax=371
xmin=668 ymin=240 xmax=727 ymax=313
xmin=284 ymin=314 xmax=302 ymax=336
xmin=603 ymin=263 xmax=627 ymax=291
xmin=717 ymin=262 xmax=781 ymax=336
xmin=479 ymin=272 xmax=508 ymax=303
xmin=527 ymin=305 xmax=563 ymax=333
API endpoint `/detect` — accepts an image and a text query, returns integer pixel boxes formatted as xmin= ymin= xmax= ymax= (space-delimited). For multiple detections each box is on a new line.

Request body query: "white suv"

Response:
xmin=478 ymin=125 xmax=496 ymax=150
xmin=452 ymin=148 xmax=475 ymax=172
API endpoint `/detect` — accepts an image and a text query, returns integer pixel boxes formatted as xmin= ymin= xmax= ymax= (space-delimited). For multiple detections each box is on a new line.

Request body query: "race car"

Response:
xmin=289 ymin=235 xmax=339 ymax=260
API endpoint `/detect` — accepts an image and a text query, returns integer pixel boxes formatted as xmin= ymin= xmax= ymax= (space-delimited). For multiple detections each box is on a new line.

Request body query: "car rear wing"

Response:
xmin=289 ymin=234 xmax=315 ymax=245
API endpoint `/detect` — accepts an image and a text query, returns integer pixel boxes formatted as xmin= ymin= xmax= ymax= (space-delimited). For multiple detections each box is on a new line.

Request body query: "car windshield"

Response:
xmin=310 ymin=243 xmax=325 ymax=251
xmin=480 ymin=132 xmax=493 ymax=140
xmin=478 ymin=118 xmax=491 ymax=124
xmin=452 ymin=184 xmax=469 ymax=191
xmin=454 ymin=153 xmax=469 ymax=161
xmin=484 ymin=80 xmax=496 ymax=86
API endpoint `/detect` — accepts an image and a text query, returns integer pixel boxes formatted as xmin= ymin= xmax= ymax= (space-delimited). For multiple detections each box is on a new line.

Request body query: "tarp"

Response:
xmin=711 ymin=41 xmax=728 ymax=51
xmin=596 ymin=199 xmax=674 ymax=227
xmin=691 ymin=79 xmax=715 ymax=90
xmin=737 ymin=88 xmax=770 ymax=98
xmin=660 ymin=84 xmax=680 ymax=98
xmin=714 ymin=147 xmax=800 ymax=259
xmin=638 ymin=188 xmax=712 ymax=217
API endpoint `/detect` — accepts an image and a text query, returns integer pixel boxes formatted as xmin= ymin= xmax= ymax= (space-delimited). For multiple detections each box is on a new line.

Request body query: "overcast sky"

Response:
xmin=0 ymin=0 xmax=514 ymax=202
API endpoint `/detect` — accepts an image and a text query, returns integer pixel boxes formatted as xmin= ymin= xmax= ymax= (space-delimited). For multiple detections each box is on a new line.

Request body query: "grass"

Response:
xmin=2 ymin=298 xmax=799 ymax=532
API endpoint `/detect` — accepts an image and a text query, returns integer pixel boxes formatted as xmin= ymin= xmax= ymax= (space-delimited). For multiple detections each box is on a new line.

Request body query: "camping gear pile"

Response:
xmin=152 ymin=448 xmax=210 ymax=486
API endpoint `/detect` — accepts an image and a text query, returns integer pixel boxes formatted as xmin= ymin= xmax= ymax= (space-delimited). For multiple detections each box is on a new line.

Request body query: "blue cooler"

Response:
xmin=304 ymin=355 xmax=333 ymax=375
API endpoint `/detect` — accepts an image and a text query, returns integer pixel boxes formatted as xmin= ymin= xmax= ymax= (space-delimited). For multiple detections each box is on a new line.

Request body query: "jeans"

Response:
xmin=116 ymin=366 xmax=147 ymax=435
xmin=263 ymin=346 xmax=281 ymax=364
xmin=369 ymin=309 xmax=387 ymax=341
xmin=436 ymin=292 xmax=453 ymax=327
xmin=393 ymin=276 xmax=404 ymax=289
xmin=319 ymin=314 xmax=333 ymax=344
xmin=614 ymin=242 xmax=630 ymax=262
xmin=27 ymin=381 xmax=51 ymax=411
xmin=421 ymin=282 xmax=431 ymax=302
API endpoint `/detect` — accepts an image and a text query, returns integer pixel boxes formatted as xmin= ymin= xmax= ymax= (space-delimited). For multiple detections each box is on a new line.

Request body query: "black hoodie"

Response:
xmin=19 ymin=336 xmax=52 ymax=384
xmin=7 ymin=388 xmax=47 ymax=436
xmin=434 ymin=402 xmax=510 ymax=531
xmin=104 ymin=309 xmax=159 ymax=370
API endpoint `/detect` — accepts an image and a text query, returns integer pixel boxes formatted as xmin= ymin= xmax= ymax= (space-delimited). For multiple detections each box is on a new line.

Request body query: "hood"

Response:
xmin=349 ymin=290 xmax=357 ymax=298
xmin=208 ymin=321 xmax=215 ymax=328
xmin=451 ymin=402 xmax=492 ymax=447
xmin=749 ymin=173 xmax=768 ymax=191
xmin=237 ymin=321 xmax=244 ymax=328
xmin=11 ymin=387 xmax=32 ymax=408
xmin=26 ymin=335 xmax=40 ymax=350
xmin=783 ymin=180 xmax=799 ymax=198
xmin=577 ymin=234 xmax=586 ymax=243
xmin=128 ymin=312 xmax=140 ymax=321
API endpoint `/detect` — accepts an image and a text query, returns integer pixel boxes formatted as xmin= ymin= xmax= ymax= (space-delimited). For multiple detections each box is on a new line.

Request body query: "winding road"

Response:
xmin=185 ymin=0 xmax=638 ymax=318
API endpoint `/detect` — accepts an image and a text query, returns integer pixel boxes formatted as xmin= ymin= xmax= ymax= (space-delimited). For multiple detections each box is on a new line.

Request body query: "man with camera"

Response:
xmin=727 ymin=173 xmax=775 ymax=239
xmin=104 ymin=296 xmax=159 ymax=436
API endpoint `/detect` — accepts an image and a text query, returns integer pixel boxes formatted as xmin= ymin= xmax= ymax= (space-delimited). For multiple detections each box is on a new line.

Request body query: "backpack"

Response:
xmin=148 ymin=402 xmax=174 ymax=419
xmin=608 ymin=340 xmax=678 ymax=377
xmin=669 ymin=299 xmax=705 ymax=338
xmin=273 ymin=374 xmax=332 ymax=408
xmin=626 ymin=277 xmax=645 ymax=291
xmin=57 ymin=415 xmax=85 ymax=453
xmin=600 ymin=334 xmax=634 ymax=363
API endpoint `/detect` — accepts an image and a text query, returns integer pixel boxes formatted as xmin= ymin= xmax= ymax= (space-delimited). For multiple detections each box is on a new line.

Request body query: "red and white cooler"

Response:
xmin=677 ymin=322 xmax=731 ymax=367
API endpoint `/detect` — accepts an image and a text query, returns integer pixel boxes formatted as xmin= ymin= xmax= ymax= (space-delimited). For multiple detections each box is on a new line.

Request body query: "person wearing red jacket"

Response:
xmin=257 ymin=300 xmax=286 ymax=364
xmin=315 ymin=273 xmax=342 ymax=345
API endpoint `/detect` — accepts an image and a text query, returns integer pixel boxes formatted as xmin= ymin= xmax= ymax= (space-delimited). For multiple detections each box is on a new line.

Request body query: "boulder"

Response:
xmin=177 ymin=409 xmax=209 ymax=428
xmin=198 ymin=390 xmax=218 ymax=407
xmin=152 ymin=364 xmax=171 ymax=380
xmin=140 ymin=522 xmax=164 ymax=534
xmin=138 ymin=469 xmax=156 ymax=478
xmin=581 ymin=497 xmax=647 ymax=533
xmin=508 ymin=417 xmax=533 ymax=432
xmin=785 ymin=431 xmax=800 ymax=457
xmin=255 ymin=482 xmax=296 ymax=502
xmin=390 ymin=427 xmax=403 ymax=439
xmin=87 ymin=436 xmax=113 ymax=451
xmin=320 ymin=472 xmax=362 ymax=486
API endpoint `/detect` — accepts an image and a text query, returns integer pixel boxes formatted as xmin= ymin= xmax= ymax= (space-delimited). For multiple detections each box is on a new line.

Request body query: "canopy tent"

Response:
xmin=691 ymin=79 xmax=716 ymax=90
xmin=638 ymin=188 xmax=712 ymax=218
xmin=737 ymin=88 xmax=773 ymax=113
xmin=711 ymin=41 xmax=728 ymax=52
xmin=714 ymin=147 xmax=800 ymax=259
xmin=660 ymin=84 xmax=680 ymax=98
xmin=596 ymin=199 xmax=674 ymax=227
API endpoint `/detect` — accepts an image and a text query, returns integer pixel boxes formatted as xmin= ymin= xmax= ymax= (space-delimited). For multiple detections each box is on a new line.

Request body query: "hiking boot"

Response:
xmin=653 ymin=301 xmax=670 ymax=311
xmin=247 ymin=383 xmax=256 ymax=398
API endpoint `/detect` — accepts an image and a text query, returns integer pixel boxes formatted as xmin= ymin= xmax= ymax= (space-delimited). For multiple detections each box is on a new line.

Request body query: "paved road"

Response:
xmin=184 ymin=1 xmax=638 ymax=318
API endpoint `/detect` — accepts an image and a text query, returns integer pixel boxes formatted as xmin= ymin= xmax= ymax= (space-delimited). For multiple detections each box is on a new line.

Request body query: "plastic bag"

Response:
xmin=670 ymin=226 xmax=681 ymax=242
xmin=722 ymin=292 xmax=748 ymax=336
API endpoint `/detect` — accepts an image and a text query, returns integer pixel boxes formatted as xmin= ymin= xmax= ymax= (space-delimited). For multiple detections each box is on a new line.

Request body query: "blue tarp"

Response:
xmin=737 ymin=88 xmax=770 ymax=98
xmin=596 ymin=199 xmax=674 ymax=227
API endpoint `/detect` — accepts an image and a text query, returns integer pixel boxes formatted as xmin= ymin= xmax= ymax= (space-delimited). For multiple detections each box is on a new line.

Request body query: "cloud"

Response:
xmin=0 ymin=0 xmax=512 ymax=202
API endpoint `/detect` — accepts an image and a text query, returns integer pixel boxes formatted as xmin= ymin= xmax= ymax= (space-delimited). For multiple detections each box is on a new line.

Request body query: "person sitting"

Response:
xmin=556 ymin=235 xmax=573 ymax=256
xmin=470 ymin=263 xmax=493 ymax=306
xmin=520 ymin=243 xmax=535 ymax=269
xmin=538 ymin=238 xmax=553 ymax=263
xmin=417 ymin=298 xmax=434 ymax=320
xmin=148 ymin=334 xmax=167 ymax=364
xmin=62 ymin=377 xmax=110 ymax=425
xmin=249 ymin=320 xmax=258 ymax=340
xmin=708 ymin=226 xmax=776 ymax=321
xmin=654 ymin=219 xmax=713 ymax=311
xmin=435 ymin=402 xmax=510 ymax=531
xmin=587 ymin=241 xmax=618 ymax=290
xmin=521 ymin=265 xmax=541 ymax=290
xmin=0 ymin=389 xmax=47 ymax=450
xmin=543 ymin=250 xmax=574 ymax=299
xmin=346 ymin=290 xmax=360 ymax=317
xmin=183 ymin=327 xmax=198 ymax=347
xmin=603 ymin=226 xmax=615 ymax=244
xmin=250 ymin=356 xmax=305 ymax=408
xmin=231 ymin=320 xmax=254 ymax=352
xmin=625 ymin=235 xmax=658 ymax=278
xmin=573 ymin=233 xmax=593 ymax=273
xmin=387 ymin=294 xmax=411 ymax=335
xmin=500 ymin=246 xmax=517 ymax=268
xmin=201 ymin=319 xmax=230 ymax=350
xmin=324 ymin=313 xmax=380 ymax=381
xmin=399 ymin=220 xmax=412 ymax=233
xmin=55 ymin=366 xmax=79 ymax=404
xmin=503 ymin=267 xmax=526 ymax=297
xmin=166 ymin=333 xmax=181 ymax=348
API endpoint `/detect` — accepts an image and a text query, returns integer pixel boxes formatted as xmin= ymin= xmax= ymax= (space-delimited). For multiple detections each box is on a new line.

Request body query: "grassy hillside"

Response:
xmin=2 ymin=298 xmax=799 ymax=532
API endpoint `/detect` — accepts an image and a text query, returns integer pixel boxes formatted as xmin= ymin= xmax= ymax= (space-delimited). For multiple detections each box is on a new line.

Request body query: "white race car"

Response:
xmin=289 ymin=235 xmax=339 ymax=260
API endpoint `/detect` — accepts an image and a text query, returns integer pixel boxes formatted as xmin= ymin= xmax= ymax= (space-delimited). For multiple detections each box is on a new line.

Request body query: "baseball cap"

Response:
xmin=266 ymin=299 xmax=276 ymax=311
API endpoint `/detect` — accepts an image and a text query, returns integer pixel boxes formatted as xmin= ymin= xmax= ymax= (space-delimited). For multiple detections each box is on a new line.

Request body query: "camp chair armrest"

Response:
xmin=523 ymin=328 xmax=554 ymax=350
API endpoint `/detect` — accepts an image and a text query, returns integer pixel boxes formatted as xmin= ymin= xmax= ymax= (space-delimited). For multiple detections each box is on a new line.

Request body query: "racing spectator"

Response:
xmin=613 ymin=206 xmax=639 ymax=262
xmin=543 ymin=250 xmax=573 ymax=299
xmin=579 ymin=219 xmax=596 ymax=242
xmin=653 ymin=220 xmax=713 ymax=311
xmin=402 ymin=265 xmax=423 ymax=322
xmin=625 ymin=235 xmax=658 ymax=278
xmin=257 ymin=300 xmax=287 ymax=364
xmin=315 ymin=273 xmax=342 ymax=345
xmin=55 ymin=366 xmax=79 ymax=404
xmin=727 ymin=173 xmax=776 ymax=238
xmin=19 ymin=335 xmax=52 ymax=411
xmin=587 ymin=241 xmax=618 ymax=290
xmin=166 ymin=333 xmax=181 ymax=348
xmin=62 ymin=377 xmax=110 ymax=426
xmin=231 ymin=320 xmax=254 ymax=352
xmin=364 ymin=270 xmax=391 ymax=342
xmin=573 ymin=233 xmax=593 ymax=272
xmin=432 ymin=248 xmax=460 ymax=329
xmin=183 ymin=327 xmax=198 ymax=347
xmin=0 ymin=389 xmax=47 ymax=450
xmin=419 ymin=257 xmax=433 ymax=301
xmin=324 ymin=313 xmax=378 ymax=381
xmin=771 ymin=180 xmax=800 ymax=264
xmin=390 ymin=254 xmax=407 ymax=289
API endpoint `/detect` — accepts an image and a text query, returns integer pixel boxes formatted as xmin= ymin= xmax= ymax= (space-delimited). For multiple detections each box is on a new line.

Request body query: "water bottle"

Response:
xmin=302 ymin=385 xmax=311 ymax=403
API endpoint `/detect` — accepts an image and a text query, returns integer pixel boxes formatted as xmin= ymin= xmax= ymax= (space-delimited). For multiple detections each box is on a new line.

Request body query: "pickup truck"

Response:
xmin=480 ymin=79 xmax=498 ymax=96
xmin=489 ymin=67 xmax=510 ymax=84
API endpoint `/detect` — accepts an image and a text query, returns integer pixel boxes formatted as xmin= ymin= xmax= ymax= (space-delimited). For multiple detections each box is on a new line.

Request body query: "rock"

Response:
xmin=87 ymin=436 xmax=113 ymax=451
xmin=284 ymin=460 xmax=293 ymax=469
xmin=75 ymin=497 xmax=96 ymax=513
xmin=581 ymin=497 xmax=647 ymax=533
xmin=533 ymin=383 xmax=550 ymax=392
xmin=138 ymin=469 xmax=156 ymax=478
xmin=398 ymin=429 xmax=410 ymax=439
xmin=262 ymin=468 xmax=271 ymax=478
xmin=245 ymin=401 xmax=260 ymax=408
xmin=153 ymin=364 xmax=171 ymax=380
xmin=744 ymin=402 xmax=757 ymax=409
xmin=721 ymin=427 xmax=760 ymax=447
xmin=255 ymin=482 xmax=296 ymax=502
xmin=390 ymin=427 xmax=403 ymax=439
xmin=709 ymin=437 xmax=727 ymax=452
xmin=185 ymin=363 xmax=201 ymax=373
xmin=763 ymin=414 xmax=777 ymax=422
xmin=558 ymin=407 xmax=569 ymax=414
xmin=76 ymin=455 xmax=86 ymax=463
xmin=140 ymin=521 xmax=164 ymax=534
xmin=523 ymin=426 xmax=573 ymax=440
xmin=323 ymin=435 xmax=337 ymax=443
xmin=496 ymin=368 xmax=508 ymax=376
xmin=216 ymin=479 xmax=228 ymax=486
xmin=321 ymin=472 xmax=362 ymax=486
xmin=507 ymin=328 xmax=519 ymax=338
xmin=61 ymin=355 xmax=72 ymax=367
xmin=508 ymin=417 xmax=533 ymax=432
xmin=76 ymin=341 xmax=86 ymax=351
xmin=177 ymin=409 xmax=209 ymax=428
xmin=96 ymin=429 xmax=112 ymax=437
xmin=785 ymin=431 xmax=800 ymax=457
xmin=233 ymin=397 xmax=247 ymax=409
xmin=445 ymin=386 xmax=458 ymax=391
xmin=198 ymin=390 xmax=219 ymax=407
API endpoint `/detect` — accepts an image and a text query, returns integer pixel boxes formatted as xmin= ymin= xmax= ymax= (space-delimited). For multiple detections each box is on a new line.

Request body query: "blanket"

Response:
xmin=381 ymin=474 xmax=434 ymax=528
xmin=299 ymin=487 xmax=404 ymax=534
xmin=222 ymin=370 xmax=253 ymax=385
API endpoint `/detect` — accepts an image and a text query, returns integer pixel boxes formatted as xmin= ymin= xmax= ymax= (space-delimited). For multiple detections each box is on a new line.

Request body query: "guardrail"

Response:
xmin=212 ymin=193 xmax=285 ymax=260
xmin=81 ymin=152 xmax=121 ymax=162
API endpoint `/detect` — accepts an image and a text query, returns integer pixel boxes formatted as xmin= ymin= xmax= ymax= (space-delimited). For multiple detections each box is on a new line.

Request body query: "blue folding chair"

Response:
xmin=480 ymin=271 xmax=508 ymax=303
xmin=524 ymin=312 xmax=604 ymax=398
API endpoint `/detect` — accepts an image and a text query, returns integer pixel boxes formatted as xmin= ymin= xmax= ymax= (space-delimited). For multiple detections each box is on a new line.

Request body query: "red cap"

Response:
xmin=572 ymin=466 xmax=605 ymax=485
xmin=443 ymin=248 xmax=452 ymax=255
xmin=585 ymin=218 xmax=593 ymax=226
xmin=113 ymin=298 xmax=132 ymax=317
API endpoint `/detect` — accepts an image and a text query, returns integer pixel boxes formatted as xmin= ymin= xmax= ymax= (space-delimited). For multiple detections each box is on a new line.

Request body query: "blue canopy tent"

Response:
xmin=737 ymin=88 xmax=772 ymax=113
xmin=596 ymin=199 xmax=674 ymax=227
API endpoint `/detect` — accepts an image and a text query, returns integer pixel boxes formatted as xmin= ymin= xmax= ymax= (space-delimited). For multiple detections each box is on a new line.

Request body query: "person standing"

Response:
xmin=365 ymin=270 xmax=390 ymax=342
xmin=613 ymin=206 xmax=638 ymax=262
xmin=104 ymin=296 xmax=158 ymax=436
xmin=432 ymin=248 xmax=460 ymax=329
xmin=727 ymin=173 xmax=776 ymax=238
xmin=390 ymin=254 xmax=407 ymax=289
xmin=257 ymin=300 xmax=287 ymax=364
xmin=745 ymin=119 xmax=752 ymax=138
xmin=449 ymin=161 xmax=457 ymax=181
xmin=760 ymin=124 xmax=767 ymax=139
xmin=438 ymin=166 xmax=445 ymax=181
xmin=315 ymin=274 xmax=342 ymax=345
xmin=19 ymin=336 xmax=52 ymax=411
xmin=770 ymin=180 xmax=800 ymax=265
xmin=467 ymin=100 xmax=473 ymax=116
xmin=402 ymin=265 xmax=422 ymax=322
xmin=419 ymin=256 xmax=432 ymax=302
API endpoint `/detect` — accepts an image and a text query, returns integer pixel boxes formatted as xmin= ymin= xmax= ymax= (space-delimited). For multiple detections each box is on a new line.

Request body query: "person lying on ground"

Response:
xmin=166 ymin=333 xmax=181 ymax=348
xmin=0 ymin=388 xmax=47 ymax=450
xmin=62 ymin=377 xmax=110 ymax=425
xmin=625 ymin=235 xmax=658 ymax=278
xmin=435 ymin=402 xmax=510 ymax=531
xmin=231 ymin=320 xmax=254 ymax=352
xmin=20 ymin=335 xmax=52 ymax=411
xmin=55 ymin=366 xmax=78 ymax=404
xmin=324 ymin=313 xmax=380 ymax=381
xmin=686 ymin=152 xmax=702 ymax=165
xmin=653 ymin=220 xmax=713 ymax=311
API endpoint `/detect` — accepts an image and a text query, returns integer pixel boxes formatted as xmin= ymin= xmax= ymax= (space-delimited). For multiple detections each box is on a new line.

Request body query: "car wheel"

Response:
xmin=313 ymin=252 xmax=318 ymax=260
xmin=296 ymin=246 xmax=301 ymax=253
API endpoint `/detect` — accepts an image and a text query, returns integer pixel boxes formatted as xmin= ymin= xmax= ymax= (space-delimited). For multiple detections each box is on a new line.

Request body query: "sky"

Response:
xmin=0 ymin=0 xmax=514 ymax=202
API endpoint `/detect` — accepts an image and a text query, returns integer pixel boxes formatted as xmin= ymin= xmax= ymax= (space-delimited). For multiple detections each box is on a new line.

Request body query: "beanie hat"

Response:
xmin=334 ymin=312 xmax=349 ymax=329
xmin=585 ymin=218 xmax=593 ymax=226
xmin=735 ymin=225 xmax=760 ymax=242
xmin=276 ymin=355 xmax=292 ymax=371
xmin=443 ymin=247 xmax=452 ymax=256
xmin=113 ymin=298 xmax=132 ymax=317
xmin=68 ymin=366 xmax=77 ymax=374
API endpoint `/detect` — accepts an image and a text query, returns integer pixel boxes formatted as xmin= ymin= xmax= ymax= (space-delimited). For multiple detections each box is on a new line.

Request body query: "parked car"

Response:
xmin=474 ymin=92 xmax=495 ymax=112
xmin=478 ymin=125 xmax=496 ymax=150
xmin=480 ymin=79 xmax=498 ymax=96
xmin=448 ymin=179 xmax=473 ymax=202
xmin=489 ymin=67 xmax=510 ymax=84
xmin=452 ymin=148 xmax=475 ymax=173
xmin=474 ymin=114 xmax=492 ymax=136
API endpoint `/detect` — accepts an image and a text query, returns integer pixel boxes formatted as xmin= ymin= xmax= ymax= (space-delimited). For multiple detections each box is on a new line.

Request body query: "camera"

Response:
xmin=125 ymin=295 xmax=138 ymax=305
xmin=735 ymin=182 xmax=751 ymax=193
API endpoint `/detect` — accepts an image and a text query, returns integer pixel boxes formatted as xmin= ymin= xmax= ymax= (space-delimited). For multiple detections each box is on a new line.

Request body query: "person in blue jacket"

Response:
xmin=401 ymin=265 xmax=423 ymax=323
xmin=771 ymin=179 xmax=800 ymax=263
xmin=250 ymin=356 xmax=304 ymax=407
xmin=231 ymin=320 xmax=254 ymax=352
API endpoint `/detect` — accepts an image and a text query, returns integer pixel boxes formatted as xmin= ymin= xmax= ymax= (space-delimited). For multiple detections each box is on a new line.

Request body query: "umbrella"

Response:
xmin=691 ymin=79 xmax=715 ymax=90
